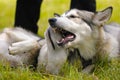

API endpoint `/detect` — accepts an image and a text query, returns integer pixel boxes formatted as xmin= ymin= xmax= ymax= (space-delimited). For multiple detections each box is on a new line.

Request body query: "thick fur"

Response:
xmin=37 ymin=27 xmax=68 ymax=74
xmin=1 ymin=7 xmax=120 ymax=74
xmin=43 ymin=7 xmax=120 ymax=73
xmin=0 ymin=27 xmax=41 ymax=67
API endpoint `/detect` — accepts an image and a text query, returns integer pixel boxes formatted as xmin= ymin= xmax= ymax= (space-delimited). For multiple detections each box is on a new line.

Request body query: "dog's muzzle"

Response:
xmin=48 ymin=18 xmax=76 ymax=46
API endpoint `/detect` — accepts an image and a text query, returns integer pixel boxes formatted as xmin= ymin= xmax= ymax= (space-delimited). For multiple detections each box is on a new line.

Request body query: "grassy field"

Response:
xmin=0 ymin=0 xmax=120 ymax=80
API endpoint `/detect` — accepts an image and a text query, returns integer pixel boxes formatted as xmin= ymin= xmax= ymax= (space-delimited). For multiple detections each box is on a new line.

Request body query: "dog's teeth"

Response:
xmin=52 ymin=28 xmax=56 ymax=33
xmin=53 ymin=27 xmax=59 ymax=33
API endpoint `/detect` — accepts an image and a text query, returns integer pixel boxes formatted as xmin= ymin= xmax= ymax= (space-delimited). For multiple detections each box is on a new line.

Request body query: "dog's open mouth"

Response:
xmin=53 ymin=27 xmax=76 ymax=46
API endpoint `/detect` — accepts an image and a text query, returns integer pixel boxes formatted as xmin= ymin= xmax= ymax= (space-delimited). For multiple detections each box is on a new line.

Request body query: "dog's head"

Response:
xmin=48 ymin=7 xmax=112 ymax=48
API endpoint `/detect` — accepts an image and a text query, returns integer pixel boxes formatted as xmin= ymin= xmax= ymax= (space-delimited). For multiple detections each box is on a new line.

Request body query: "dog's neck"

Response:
xmin=77 ymin=26 xmax=119 ymax=61
xmin=78 ymin=36 xmax=96 ymax=60
xmin=77 ymin=27 xmax=110 ymax=60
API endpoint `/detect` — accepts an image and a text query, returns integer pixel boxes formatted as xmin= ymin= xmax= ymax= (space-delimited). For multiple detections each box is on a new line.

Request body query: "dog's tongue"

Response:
xmin=57 ymin=35 xmax=74 ymax=46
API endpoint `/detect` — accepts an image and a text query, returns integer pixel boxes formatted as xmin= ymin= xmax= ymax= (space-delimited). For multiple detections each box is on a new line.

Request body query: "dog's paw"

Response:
xmin=82 ymin=64 xmax=95 ymax=74
xmin=9 ymin=40 xmax=40 ymax=55
xmin=9 ymin=46 xmax=19 ymax=55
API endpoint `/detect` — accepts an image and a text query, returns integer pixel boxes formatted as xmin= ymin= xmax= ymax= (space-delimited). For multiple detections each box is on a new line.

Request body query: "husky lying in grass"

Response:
xmin=0 ymin=6 xmax=120 ymax=74
xmin=42 ymin=6 xmax=120 ymax=73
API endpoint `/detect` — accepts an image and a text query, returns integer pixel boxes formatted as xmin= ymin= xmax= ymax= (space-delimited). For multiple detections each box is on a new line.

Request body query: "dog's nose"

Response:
xmin=49 ymin=18 xmax=57 ymax=23
xmin=48 ymin=18 xmax=57 ymax=27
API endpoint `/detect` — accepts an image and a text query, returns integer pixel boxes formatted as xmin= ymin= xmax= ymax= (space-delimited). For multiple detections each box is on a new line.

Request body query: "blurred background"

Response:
xmin=0 ymin=0 xmax=120 ymax=37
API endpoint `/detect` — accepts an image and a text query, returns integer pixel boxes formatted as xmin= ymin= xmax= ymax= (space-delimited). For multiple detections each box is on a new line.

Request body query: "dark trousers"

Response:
xmin=14 ymin=0 xmax=96 ymax=34
xmin=70 ymin=0 xmax=96 ymax=12
xmin=14 ymin=0 xmax=43 ymax=33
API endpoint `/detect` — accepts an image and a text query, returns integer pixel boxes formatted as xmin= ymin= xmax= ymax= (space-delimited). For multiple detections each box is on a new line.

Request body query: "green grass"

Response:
xmin=0 ymin=0 xmax=120 ymax=80
xmin=0 ymin=59 xmax=120 ymax=80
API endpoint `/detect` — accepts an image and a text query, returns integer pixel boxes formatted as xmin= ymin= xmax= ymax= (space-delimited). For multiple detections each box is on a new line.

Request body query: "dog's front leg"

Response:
xmin=82 ymin=64 xmax=95 ymax=74
xmin=80 ymin=58 xmax=95 ymax=74
xmin=46 ymin=49 xmax=68 ymax=74
xmin=4 ymin=29 xmax=32 ymax=42
xmin=9 ymin=40 xmax=40 ymax=55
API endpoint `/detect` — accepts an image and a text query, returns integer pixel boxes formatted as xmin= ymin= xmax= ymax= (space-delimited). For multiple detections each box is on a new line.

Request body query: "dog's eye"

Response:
xmin=54 ymin=13 xmax=60 ymax=17
xmin=69 ymin=15 xmax=76 ymax=18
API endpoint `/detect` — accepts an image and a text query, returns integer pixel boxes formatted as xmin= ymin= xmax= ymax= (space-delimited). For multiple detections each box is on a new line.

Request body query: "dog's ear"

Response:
xmin=54 ymin=13 xmax=60 ymax=17
xmin=92 ymin=7 xmax=113 ymax=27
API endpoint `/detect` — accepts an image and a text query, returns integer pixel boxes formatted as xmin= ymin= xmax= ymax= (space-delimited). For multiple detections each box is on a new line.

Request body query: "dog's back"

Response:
xmin=104 ymin=23 xmax=120 ymax=40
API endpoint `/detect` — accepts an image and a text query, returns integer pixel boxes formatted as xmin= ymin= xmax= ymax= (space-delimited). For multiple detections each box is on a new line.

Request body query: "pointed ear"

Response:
xmin=92 ymin=7 xmax=113 ymax=26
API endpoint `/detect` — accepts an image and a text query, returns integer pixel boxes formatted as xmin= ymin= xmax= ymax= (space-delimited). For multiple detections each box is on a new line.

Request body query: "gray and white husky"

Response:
xmin=1 ymin=6 xmax=120 ymax=74
xmin=43 ymin=7 xmax=120 ymax=73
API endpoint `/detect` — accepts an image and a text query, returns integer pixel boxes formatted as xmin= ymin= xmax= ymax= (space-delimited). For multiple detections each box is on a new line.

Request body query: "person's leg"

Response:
xmin=14 ymin=0 xmax=43 ymax=34
xmin=70 ymin=0 xmax=96 ymax=12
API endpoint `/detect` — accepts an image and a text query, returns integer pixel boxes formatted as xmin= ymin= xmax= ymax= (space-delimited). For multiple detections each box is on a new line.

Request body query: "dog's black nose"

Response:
xmin=48 ymin=18 xmax=57 ymax=27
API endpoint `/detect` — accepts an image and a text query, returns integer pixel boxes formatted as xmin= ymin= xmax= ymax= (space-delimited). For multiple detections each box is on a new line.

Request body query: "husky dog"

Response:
xmin=0 ymin=27 xmax=41 ymax=67
xmin=46 ymin=7 xmax=120 ymax=73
